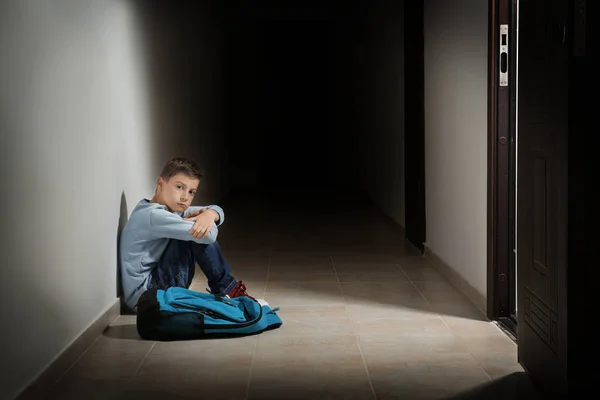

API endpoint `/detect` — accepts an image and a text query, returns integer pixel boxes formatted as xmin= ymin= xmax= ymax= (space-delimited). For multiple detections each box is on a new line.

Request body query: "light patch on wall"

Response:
xmin=102 ymin=1 xmax=155 ymax=204
xmin=423 ymin=0 xmax=489 ymax=296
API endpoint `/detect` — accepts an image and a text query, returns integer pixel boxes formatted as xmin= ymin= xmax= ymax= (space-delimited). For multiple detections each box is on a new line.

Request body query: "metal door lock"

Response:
xmin=499 ymin=24 xmax=508 ymax=86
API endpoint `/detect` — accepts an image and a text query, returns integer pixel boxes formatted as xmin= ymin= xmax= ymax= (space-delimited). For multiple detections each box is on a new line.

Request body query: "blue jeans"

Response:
xmin=148 ymin=240 xmax=238 ymax=296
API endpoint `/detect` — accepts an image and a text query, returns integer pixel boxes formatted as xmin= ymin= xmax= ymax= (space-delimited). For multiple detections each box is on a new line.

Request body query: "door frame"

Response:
xmin=404 ymin=0 xmax=426 ymax=254
xmin=487 ymin=0 xmax=518 ymax=334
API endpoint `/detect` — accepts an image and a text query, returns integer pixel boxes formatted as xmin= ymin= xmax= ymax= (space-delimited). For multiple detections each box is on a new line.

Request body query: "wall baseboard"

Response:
xmin=16 ymin=299 xmax=121 ymax=400
xmin=423 ymin=246 xmax=487 ymax=315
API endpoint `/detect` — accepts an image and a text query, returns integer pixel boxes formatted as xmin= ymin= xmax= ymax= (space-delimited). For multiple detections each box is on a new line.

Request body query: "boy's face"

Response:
xmin=156 ymin=173 xmax=199 ymax=213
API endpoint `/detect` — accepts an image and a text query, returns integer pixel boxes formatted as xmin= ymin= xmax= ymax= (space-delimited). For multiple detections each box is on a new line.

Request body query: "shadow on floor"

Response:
xmin=442 ymin=372 xmax=543 ymax=399
xmin=115 ymin=371 xmax=542 ymax=399
xmin=102 ymin=324 xmax=141 ymax=341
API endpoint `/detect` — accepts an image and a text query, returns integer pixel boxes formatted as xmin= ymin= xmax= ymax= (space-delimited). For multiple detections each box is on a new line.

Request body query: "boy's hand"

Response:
xmin=185 ymin=209 xmax=218 ymax=238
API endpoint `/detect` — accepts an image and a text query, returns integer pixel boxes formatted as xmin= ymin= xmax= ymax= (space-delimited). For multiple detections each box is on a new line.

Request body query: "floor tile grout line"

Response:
xmin=53 ymin=334 xmax=103 ymax=385
xmin=398 ymin=263 xmax=456 ymax=326
xmin=244 ymin=337 xmax=260 ymax=400
xmin=399 ymin=265 xmax=494 ymax=381
xmin=328 ymin=255 xmax=344 ymax=303
xmin=262 ymin=256 xmax=271 ymax=299
xmin=399 ymin=264 xmax=461 ymax=340
xmin=331 ymin=255 xmax=378 ymax=400
xmin=244 ymin=244 xmax=271 ymax=399
xmin=127 ymin=341 xmax=157 ymax=384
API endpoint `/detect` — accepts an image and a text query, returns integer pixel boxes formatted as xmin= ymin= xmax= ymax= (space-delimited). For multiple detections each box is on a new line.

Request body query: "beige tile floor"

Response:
xmin=40 ymin=191 xmax=541 ymax=399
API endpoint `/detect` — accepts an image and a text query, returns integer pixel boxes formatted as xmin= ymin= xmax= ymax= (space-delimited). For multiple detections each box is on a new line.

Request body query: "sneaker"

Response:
xmin=256 ymin=299 xmax=269 ymax=307
xmin=207 ymin=281 xmax=268 ymax=306
xmin=226 ymin=281 xmax=257 ymax=301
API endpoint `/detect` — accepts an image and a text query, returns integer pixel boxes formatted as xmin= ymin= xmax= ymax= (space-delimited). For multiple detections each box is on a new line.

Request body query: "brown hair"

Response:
xmin=160 ymin=157 xmax=202 ymax=181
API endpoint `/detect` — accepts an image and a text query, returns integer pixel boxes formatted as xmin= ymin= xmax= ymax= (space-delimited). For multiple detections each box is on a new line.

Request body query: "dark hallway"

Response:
xmin=256 ymin=20 xmax=338 ymax=189
xmin=221 ymin=1 xmax=364 ymax=193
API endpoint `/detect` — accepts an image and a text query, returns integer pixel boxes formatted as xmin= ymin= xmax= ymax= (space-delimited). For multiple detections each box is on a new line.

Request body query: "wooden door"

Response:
xmin=516 ymin=0 xmax=569 ymax=394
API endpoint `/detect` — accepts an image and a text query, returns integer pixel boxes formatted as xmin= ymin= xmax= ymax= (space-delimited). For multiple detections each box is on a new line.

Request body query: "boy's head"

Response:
xmin=154 ymin=157 xmax=202 ymax=213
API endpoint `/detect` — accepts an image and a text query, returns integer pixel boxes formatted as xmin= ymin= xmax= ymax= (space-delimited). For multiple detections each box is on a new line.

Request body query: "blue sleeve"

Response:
xmin=149 ymin=208 xmax=218 ymax=244
xmin=183 ymin=205 xmax=225 ymax=226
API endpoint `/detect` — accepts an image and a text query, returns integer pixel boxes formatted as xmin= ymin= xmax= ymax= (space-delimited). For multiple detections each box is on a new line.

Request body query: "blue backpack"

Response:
xmin=136 ymin=287 xmax=283 ymax=341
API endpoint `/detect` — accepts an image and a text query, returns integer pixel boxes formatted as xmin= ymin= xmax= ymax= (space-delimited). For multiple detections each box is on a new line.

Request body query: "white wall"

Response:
xmin=423 ymin=0 xmax=489 ymax=296
xmin=359 ymin=2 xmax=406 ymax=227
xmin=0 ymin=1 xmax=228 ymax=398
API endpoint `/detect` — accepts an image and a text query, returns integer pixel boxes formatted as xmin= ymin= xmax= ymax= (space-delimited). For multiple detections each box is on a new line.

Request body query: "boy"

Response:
xmin=119 ymin=157 xmax=257 ymax=312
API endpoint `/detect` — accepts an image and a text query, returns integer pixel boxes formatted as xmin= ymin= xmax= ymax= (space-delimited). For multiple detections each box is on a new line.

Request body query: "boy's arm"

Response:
xmin=149 ymin=208 xmax=218 ymax=244
xmin=184 ymin=205 xmax=225 ymax=226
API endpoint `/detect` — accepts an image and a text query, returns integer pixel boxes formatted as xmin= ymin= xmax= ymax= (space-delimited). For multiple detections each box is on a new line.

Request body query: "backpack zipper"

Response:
xmin=170 ymin=301 xmax=264 ymax=330
xmin=171 ymin=303 xmax=245 ymax=324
